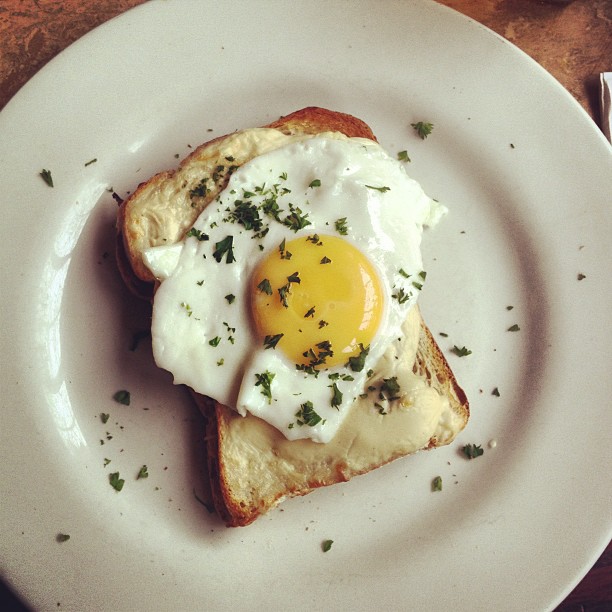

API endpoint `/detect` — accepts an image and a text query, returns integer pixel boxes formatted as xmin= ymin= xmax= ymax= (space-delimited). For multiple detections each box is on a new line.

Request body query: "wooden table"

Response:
xmin=0 ymin=1 xmax=610 ymax=610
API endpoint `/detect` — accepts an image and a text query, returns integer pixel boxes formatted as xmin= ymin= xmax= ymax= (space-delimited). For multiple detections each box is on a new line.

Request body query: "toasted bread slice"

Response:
xmin=196 ymin=307 xmax=468 ymax=527
xmin=116 ymin=107 xmax=469 ymax=527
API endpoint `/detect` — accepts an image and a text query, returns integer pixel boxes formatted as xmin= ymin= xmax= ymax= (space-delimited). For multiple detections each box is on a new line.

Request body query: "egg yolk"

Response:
xmin=250 ymin=235 xmax=383 ymax=369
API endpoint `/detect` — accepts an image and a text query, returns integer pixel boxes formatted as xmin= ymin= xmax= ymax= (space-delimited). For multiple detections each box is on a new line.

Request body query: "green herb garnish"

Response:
xmin=322 ymin=539 xmax=333 ymax=552
xmin=347 ymin=344 xmax=369 ymax=372
xmin=56 ymin=533 xmax=70 ymax=543
xmin=380 ymin=376 xmax=401 ymax=401
xmin=40 ymin=169 xmax=54 ymax=187
xmin=411 ymin=121 xmax=434 ymax=139
xmin=264 ymin=334 xmax=283 ymax=350
xmin=113 ymin=390 xmax=130 ymax=406
xmin=334 ymin=217 xmax=348 ymax=235
xmin=109 ymin=472 xmax=125 ymax=491
xmin=209 ymin=336 xmax=221 ymax=347
xmin=397 ymin=150 xmax=411 ymax=162
xmin=287 ymin=271 xmax=301 ymax=284
xmin=186 ymin=227 xmax=210 ymax=241
xmin=255 ymin=371 xmax=275 ymax=403
xmin=295 ymin=401 xmax=323 ymax=426
xmin=492 ymin=387 xmax=501 ymax=397
xmin=392 ymin=287 xmax=410 ymax=304
xmin=452 ymin=345 xmax=472 ymax=357
xmin=225 ymin=294 xmax=235 ymax=304
xmin=462 ymin=444 xmax=484 ymax=459
xmin=257 ymin=278 xmax=272 ymax=295
xmin=309 ymin=179 xmax=321 ymax=188
xmin=365 ymin=185 xmax=390 ymax=193
xmin=137 ymin=465 xmax=149 ymax=479
xmin=432 ymin=476 xmax=443 ymax=492
xmin=329 ymin=383 xmax=343 ymax=409
xmin=84 ymin=158 xmax=97 ymax=167
xmin=508 ymin=324 xmax=520 ymax=332
xmin=213 ymin=235 xmax=236 ymax=263
xmin=320 ymin=256 xmax=331 ymax=264
xmin=283 ymin=205 xmax=311 ymax=232
xmin=304 ymin=306 xmax=316 ymax=318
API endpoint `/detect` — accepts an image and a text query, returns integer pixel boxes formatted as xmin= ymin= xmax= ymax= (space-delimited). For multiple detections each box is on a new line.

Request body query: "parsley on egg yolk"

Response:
xmin=250 ymin=235 xmax=383 ymax=368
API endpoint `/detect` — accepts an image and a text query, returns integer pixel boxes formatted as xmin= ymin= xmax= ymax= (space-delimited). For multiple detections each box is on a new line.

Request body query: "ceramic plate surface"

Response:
xmin=1 ymin=1 xmax=610 ymax=610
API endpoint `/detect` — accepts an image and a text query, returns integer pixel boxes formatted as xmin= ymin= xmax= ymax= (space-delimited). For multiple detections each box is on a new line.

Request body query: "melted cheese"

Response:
xmin=219 ymin=308 xmax=459 ymax=501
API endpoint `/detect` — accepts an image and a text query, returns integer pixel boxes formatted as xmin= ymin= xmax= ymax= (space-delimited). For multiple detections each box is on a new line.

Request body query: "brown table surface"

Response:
xmin=0 ymin=1 xmax=610 ymax=610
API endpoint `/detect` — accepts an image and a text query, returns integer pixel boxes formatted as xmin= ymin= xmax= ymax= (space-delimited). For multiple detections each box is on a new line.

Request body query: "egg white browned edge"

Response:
xmin=116 ymin=107 xmax=469 ymax=527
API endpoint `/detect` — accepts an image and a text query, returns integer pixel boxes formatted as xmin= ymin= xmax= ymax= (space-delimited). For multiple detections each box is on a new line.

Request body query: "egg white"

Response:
xmin=144 ymin=134 xmax=441 ymax=442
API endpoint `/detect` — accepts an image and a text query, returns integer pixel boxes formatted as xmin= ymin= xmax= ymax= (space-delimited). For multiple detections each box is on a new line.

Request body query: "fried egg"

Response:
xmin=143 ymin=134 xmax=443 ymax=443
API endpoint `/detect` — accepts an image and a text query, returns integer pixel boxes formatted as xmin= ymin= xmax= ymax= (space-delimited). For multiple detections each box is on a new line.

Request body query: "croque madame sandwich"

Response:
xmin=116 ymin=107 xmax=469 ymax=527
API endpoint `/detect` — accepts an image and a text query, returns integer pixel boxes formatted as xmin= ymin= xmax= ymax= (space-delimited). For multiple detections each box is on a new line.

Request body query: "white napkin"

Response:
xmin=600 ymin=72 xmax=611 ymax=142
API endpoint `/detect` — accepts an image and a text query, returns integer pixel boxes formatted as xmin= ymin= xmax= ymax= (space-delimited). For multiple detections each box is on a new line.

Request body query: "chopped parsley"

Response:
xmin=309 ymin=179 xmax=321 ymax=188
xmin=109 ymin=472 xmax=125 ymax=491
xmin=100 ymin=413 xmax=110 ymax=424
xmin=40 ymin=168 xmax=54 ymax=187
xmin=228 ymin=200 xmax=263 ymax=231
xmin=209 ymin=336 xmax=221 ymax=347
xmin=432 ymin=476 xmax=443 ymax=492
xmin=334 ymin=217 xmax=348 ymax=235
xmin=225 ymin=294 xmax=235 ymax=304
xmin=411 ymin=121 xmax=434 ymax=139
xmin=392 ymin=287 xmax=410 ymax=304
xmin=397 ymin=150 xmax=411 ymax=162
xmin=189 ymin=177 xmax=208 ymax=199
xmin=451 ymin=345 xmax=472 ymax=357
xmin=577 ymin=273 xmax=586 ymax=281
xmin=263 ymin=334 xmax=283 ymax=349
xmin=379 ymin=377 xmax=401 ymax=401
xmin=322 ymin=539 xmax=334 ymax=552
xmin=347 ymin=344 xmax=369 ymax=372
xmin=257 ymin=278 xmax=272 ymax=295
xmin=287 ymin=271 xmax=301 ymax=284
xmin=113 ymin=390 xmax=131 ymax=405
xmin=186 ymin=227 xmax=210 ymax=241
xmin=283 ymin=204 xmax=311 ymax=232
xmin=318 ymin=320 xmax=328 ymax=328
xmin=213 ymin=235 xmax=236 ymax=263
xmin=462 ymin=444 xmax=484 ymax=459
xmin=278 ymin=283 xmax=291 ymax=307
xmin=329 ymin=382 xmax=343 ymax=409
xmin=180 ymin=302 xmax=193 ymax=317
xmin=295 ymin=401 xmax=323 ymax=426
xmin=320 ymin=256 xmax=331 ymax=264
xmin=137 ymin=465 xmax=149 ymax=479
xmin=56 ymin=533 xmax=71 ymax=543
xmin=365 ymin=185 xmax=390 ymax=193
xmin=279 ymin=238 xmax=292 ymax=260
xmin=399 ymin=268 xmax=410 ymax=278
xmin=492 ymin=387 xmax=501 ymax=397
xmin=304 ymin=306 xmax=316 ymax=318
xmin=508 ymin=324 xmax=520 ymax=332
xmin=255 ymin=371 xmax=275 ymax=403
xmin=84 ymin=158 xmax=97 ymax=167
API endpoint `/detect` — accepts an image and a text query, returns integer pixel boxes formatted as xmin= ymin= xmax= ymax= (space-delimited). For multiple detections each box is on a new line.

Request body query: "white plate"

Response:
xmin=1 ymin=1 xmax=610 ymax=610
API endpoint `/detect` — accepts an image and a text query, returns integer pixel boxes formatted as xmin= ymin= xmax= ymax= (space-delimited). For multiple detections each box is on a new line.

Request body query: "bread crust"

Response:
xmin=116 ymin=107 xmax=469 ymax=527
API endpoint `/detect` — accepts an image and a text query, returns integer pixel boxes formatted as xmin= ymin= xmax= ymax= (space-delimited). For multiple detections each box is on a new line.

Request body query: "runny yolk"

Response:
xmin=250 ymin=235 xmax=383 ymax=368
